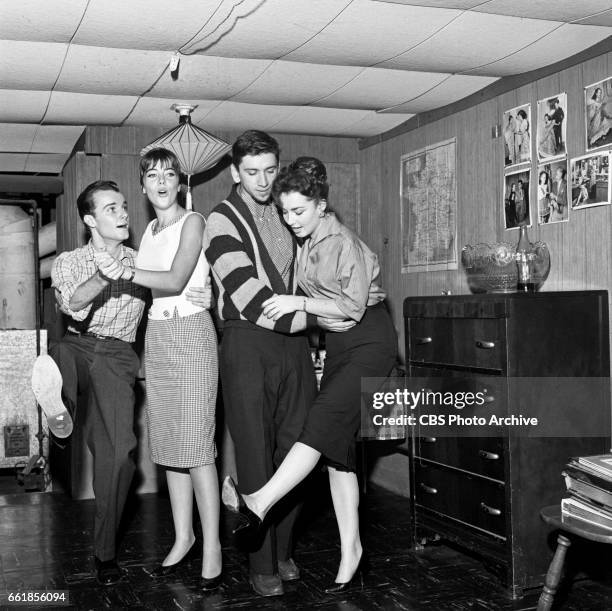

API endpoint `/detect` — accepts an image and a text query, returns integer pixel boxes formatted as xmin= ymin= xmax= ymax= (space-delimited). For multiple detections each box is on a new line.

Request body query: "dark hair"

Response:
xmin=539 ymin=170 xmax=549 ymax=184
xmin=139 ymin=148 xmax=182 ymax=185
xmin=77 ymin=180 xmax=121 ymax=222
xmin=517 ymin=109 xmax=527 ymax=120
xmin=592 ymin=87 xmax=602 ymax=100
xmin=272 ymin=156 xmax=329 ymax=202
xmin=232 ymin=130 xmax=280 ymax=167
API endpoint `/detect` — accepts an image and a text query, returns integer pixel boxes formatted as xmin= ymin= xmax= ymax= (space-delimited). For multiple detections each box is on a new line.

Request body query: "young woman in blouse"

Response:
xmin=222 ymin=156 xmax=397 ymax=593
xmin=93 ymin=148 xmax=222 ymax=591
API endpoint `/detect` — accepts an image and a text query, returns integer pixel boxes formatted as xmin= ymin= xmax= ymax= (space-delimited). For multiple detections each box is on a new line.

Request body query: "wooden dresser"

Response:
xmin=403 ymin=291 xmax=611 ymax=598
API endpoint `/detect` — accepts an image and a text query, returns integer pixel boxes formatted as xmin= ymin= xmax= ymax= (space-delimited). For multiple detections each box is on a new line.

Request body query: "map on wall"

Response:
xmin=400 ymin=138 xmax=457 ymax=273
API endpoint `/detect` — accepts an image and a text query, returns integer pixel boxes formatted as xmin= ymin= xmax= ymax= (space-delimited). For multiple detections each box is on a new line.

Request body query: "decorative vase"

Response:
xmin=515 ymin=224 xmax=551 ymax=292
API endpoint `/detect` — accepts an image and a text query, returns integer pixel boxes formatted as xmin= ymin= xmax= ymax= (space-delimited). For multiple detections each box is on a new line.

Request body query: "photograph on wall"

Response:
xmin=504 ymin=167 xmax=531 ymax=230
xmin=570 ymin=151 xmax=611 ymax=210
xmin=537 ymin=92 xmax=567 ymax=162
xmin=400 ymin=138 xmax=457 ymax=273
xmin=503 ymin=103 xmax=532 ymax=167
xmin=585 ymin=76 xmax=612 ymax=151
xmin=536 ymin=160 xmax=569 ymax=225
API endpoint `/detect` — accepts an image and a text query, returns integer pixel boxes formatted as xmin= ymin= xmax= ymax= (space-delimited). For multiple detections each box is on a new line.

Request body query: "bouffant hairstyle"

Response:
xmin=272 ymin=156 xmax=329 ymax=202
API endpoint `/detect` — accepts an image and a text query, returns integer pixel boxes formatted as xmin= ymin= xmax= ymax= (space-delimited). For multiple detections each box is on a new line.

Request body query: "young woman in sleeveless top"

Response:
xmin=92 ymin=148 xmax=221 ymax=590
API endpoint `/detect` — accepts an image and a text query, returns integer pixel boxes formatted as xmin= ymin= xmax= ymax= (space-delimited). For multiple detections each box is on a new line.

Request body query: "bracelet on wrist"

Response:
xmin=302 ymin=297 xmax=307 ymax=312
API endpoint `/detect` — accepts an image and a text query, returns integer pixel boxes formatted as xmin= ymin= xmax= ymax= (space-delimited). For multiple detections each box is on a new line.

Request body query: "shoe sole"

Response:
xmin=31 ymin=354 xmax=73 ymax=439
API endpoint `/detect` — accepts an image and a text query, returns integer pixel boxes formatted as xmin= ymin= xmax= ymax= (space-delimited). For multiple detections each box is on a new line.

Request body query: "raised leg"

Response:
xmin=537 ymin=533 xmax=571 ymax=611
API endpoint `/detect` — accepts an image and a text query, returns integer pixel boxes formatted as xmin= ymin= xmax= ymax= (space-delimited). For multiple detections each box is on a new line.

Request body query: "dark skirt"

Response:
xmin=299 ymin=302 xmax=397 ymax=471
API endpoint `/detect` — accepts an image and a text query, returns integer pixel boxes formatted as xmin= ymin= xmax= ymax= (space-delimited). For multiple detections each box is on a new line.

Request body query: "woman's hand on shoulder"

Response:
xmin=262 ymin=295 xmax=303 ymax=320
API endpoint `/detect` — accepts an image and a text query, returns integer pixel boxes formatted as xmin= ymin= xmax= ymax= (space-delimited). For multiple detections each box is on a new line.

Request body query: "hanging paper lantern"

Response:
xmin=140 ymin=104 xmax=231 ymax=210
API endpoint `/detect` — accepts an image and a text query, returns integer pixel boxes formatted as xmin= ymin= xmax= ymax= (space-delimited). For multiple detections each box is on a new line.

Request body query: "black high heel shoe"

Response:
xmin=323 ymin=553 xmax=369 ymax=594
xmin=221 ymin=476 xmax=263 ymax=537
xmin=200 ymin=571 xmax=223 ymax=592
xmin=149 ymin=542 xmax=198 ymax=577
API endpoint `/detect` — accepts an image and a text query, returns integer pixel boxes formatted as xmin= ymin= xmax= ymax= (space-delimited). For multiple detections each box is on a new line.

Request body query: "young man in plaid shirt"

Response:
xmin=50 ymin=180 xmax=148 ymax=585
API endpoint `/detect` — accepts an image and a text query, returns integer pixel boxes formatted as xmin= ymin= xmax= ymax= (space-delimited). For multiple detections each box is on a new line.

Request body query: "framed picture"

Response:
xmin=400 ymin=138 xmax=457 ymax=273
xmin=504 ymin=167 xmax=531 ymax=230
xmin=585 ymin=76 xmax=612 ymax=152
xmin=570 ymin=151 xmax=611 ymax=210
xmin=536 ymin=160 xmax=569 ymax=225
xmin=503 ymin=103 xmax=532 ymax=167
xmin=537 ymin=92 xmax=567 ymax=162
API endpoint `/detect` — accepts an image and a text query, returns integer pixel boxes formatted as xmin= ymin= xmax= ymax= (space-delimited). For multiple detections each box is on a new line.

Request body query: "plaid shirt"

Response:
xmin=238 ymin=185 xmax=293 ymax=289
xmin=52 ymin=242 xmax=147 ymax=342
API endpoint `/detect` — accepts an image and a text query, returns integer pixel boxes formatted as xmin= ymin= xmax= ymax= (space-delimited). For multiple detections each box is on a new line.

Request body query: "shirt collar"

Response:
xmin=308 ymin=212 xmax=342 ymax=248
xmin=85 ymin=240 xmax=130 ymax=261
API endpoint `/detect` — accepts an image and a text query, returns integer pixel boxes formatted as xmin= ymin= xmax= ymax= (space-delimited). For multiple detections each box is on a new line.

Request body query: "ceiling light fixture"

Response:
xmin=141 ymin=104 xmax=231 ymax=210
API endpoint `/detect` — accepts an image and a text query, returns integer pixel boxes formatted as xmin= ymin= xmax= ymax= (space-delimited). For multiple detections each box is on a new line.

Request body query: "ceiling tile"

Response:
xmin=0 ymin=124 xmax=38 ymax=151
xmin=284 ymin=0 xmax=460 ymax=66
xmin=266 ymin=105 xmax=410 ymax=137
xmin=73 ymin=0 xmax=224 ymax=51
xmin=575 ymin=10 xmax=612 ymax=26
xmin=150 ymin=55 xmax=272 ymax=100
xmin=334 ymin=111 xmax=413 ymax=137
xmin=0 ymin=152 xmax=70 ymax=173
xmin=185 ymin=0 xmax=349 ymax=59
xmin=57 ymin=46 xmax=167 ymax=95
xmin=369 ymin=1 xmax=484 ymax=8
xmin=380 ymin=12 xmax=561 ymax=74
xmin=194 ymin=101 xmax=298 ymax=133
xmin=233 ymin=62 xmax=363 ymax=105
xmin=379 ymin=74 xmax=499 ymax=113
xmin=311 ymin=69 xmax=450 ymax=110
xmin=0 ymin=90 xmax=49 ymax=122
xmin=0 ymin=41 xmax=67 ymax=89
xmin=474 ymin=0 xmax=612 ymax=22
xmin=43 ymin=91 xmax=138 ymax=124
xmin=32 ymin=125 xmax=85 ymax=153
xmin=0 ymin=0 xmax=86 ymax=43
xmin=468 ymin=24 xmax=612 ymax=76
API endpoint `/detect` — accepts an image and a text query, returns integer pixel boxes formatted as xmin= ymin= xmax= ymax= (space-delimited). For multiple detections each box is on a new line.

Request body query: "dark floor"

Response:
xmin=1 ymin=470 xmax=612 ymax=611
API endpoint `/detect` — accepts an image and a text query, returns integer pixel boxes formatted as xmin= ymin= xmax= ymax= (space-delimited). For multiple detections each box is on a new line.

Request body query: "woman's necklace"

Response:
xmin=153 ymin=212 xmax=186 ymax=235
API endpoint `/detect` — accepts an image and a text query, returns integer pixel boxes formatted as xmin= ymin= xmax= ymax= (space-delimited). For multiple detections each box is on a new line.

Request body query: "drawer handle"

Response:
xmin=422 ymin=437 xmax=437 ymax=443
xmin=419 ymin=483 xmax=438 ymax=495
xmin=480 ymin=502 xmax=502 ymax=516
xmin=476 ymin=340 xmax=495 ymax=349
xmin=479 ymin=450 xmax=500 ymax=460
xmin=416 ymin=336 xmax=432 ymax=345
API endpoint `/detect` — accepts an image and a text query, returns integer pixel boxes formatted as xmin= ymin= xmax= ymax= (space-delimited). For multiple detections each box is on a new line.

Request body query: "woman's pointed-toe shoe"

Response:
xmin=148 ymin=542 xmax=198 ymax=578
xmin=221 ymin=476 xmax=263 ymax=537
xmin=323 ymin=554 xmax=369 ymax=594
xmin=200 ymin=571 xmax=223 ymax=592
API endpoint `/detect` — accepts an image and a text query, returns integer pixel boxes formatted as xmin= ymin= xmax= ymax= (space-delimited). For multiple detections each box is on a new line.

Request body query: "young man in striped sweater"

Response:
xmin=204 ymin=130 xmax=352 ymax=597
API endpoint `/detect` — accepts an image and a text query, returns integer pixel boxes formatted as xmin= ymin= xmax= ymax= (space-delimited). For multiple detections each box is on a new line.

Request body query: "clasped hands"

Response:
xmin=91 ymin=228 xmax=133 ymax=280
xmin=262 ymin=294 xmax=356 ymax=332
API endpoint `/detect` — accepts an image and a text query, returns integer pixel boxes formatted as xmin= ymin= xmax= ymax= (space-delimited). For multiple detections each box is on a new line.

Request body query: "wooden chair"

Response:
xmin=538 ymin=504 xmax=612 ymax=610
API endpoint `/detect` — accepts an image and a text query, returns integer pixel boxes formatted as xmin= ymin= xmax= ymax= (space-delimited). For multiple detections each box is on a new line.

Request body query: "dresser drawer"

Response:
xmin=414 ymin=461 xmax=506 ymax=538
xmin=417 ymin=437 xmax=505 ymax=481
xmin=408 ymin=318 xmax=506 ymax=371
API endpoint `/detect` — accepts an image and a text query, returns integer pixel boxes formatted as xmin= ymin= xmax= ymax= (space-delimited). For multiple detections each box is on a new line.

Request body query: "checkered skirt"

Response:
xmin=144 ymin=310 xmax=218 ymax=468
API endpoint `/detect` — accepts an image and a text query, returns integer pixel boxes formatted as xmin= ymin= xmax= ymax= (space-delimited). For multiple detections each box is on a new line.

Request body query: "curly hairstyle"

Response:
xmin=272 ymin=156 xmax=329 ymax=202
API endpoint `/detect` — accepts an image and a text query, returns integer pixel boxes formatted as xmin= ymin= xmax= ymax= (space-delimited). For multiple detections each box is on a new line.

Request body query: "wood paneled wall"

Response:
xmin=360 ymin=51 xmax=612 ymax=362
xmin=359 ymin=51 xmax=612 ymax=495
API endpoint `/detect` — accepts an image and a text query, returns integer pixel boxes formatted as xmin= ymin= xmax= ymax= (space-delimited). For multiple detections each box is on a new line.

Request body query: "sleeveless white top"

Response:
xmin=137 ymin=212 xmax=207 ymax=320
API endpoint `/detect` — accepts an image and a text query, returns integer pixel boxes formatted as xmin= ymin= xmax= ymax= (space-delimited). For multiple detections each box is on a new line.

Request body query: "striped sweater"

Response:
xmin=204 ymin=186 xmax=315 ymax=334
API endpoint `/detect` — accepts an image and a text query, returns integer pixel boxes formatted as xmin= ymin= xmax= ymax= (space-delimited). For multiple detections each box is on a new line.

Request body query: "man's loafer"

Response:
xmin=94 ymin=557 xmax=123 ymax=586
xmin=249 ymin=572 xmax=284 ymax=597
xmin=278 ymin=558 xmax=300 ymax=581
